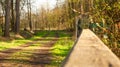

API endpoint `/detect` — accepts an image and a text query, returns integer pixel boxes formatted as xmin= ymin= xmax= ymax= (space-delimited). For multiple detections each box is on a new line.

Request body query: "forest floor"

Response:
xmin=0 ymin=32 xmax=58 ymax=67
xmin=0 ymin=31 xmax=74 ymax=67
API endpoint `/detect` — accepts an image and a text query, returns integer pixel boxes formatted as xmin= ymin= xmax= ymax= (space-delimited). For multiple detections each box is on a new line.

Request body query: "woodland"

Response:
xmin=0 ymin=0 xmax=119 ymax=66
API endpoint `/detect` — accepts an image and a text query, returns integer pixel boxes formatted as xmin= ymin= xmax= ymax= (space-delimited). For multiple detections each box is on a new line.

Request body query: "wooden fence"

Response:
xmin=62 ymin=29 xmax=120 ymax=67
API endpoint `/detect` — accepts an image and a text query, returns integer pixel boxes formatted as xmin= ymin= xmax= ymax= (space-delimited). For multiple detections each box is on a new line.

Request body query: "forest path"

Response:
xmin=0 ymin=32 xmax=59 ymax=67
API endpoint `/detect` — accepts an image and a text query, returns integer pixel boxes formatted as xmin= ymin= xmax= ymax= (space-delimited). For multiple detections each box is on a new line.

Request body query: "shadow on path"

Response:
xmin=0 ymin=32 xmax=59 ymax=67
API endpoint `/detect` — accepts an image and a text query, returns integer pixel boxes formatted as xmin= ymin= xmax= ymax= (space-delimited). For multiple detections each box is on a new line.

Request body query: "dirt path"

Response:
xmin=0 ymin=32 xmax=59 ymax=67
xmin=0 ymin=33 xmax=49 ymax=60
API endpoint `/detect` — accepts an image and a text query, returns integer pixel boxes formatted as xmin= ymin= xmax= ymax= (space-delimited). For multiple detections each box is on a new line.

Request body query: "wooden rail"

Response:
xmin=62 ymin=29 xmax=120 ymax=67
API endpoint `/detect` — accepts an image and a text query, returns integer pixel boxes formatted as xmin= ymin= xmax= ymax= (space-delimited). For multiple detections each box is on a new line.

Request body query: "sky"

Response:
xmin=33 ymin=0 xmax=57 ymax=10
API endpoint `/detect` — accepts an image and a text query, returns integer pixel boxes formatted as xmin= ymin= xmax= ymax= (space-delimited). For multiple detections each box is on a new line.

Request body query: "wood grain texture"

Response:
xmin=62 ymin=29 xmax=120 ymax=67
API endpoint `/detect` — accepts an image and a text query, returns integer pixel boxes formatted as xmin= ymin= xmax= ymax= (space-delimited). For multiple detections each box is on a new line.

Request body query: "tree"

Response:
xmin=4 ymin=0 xmax=11 ymax=37
xmin=27 ymin=0 xmax=32 ymax=31
xmin=0 ymin=0 xmax=5 ymax=33
xmin=11 ymin=0 xmax=15 ymax=32
xmin=14 ymin=0 xmax=20 ymax=34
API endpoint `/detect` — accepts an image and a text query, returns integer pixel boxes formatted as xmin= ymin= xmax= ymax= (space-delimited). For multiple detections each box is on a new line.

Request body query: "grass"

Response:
xmin=50 ymin=39 xmax=74 ymax=66
xmin=49 ymin=31 xmax=74 ymax=66
xmin=2 ymin=30 xmax=58 ymax=65
xmin=0 ymin=30 xmax=47 ymax=51
xmin=30 ymin=30 xmax=48 ymax=40
xmin=33 ymin=30 xmax=56 ymax=39
xmin=0 ymin=30 xmax=75 ymax=66
xmin=0 ymin=30 xmax=58 ymax=51
xmin=59 ymin=31 xmax=72 ymax=37
xmin=45 ymin=30 xmax=58 ymax=39
xmin=0 ymin=40 xmax=31 ymax=51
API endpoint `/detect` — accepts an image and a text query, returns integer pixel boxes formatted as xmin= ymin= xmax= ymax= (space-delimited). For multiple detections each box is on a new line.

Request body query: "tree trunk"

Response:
xmin=29 ymin=6 xmax=32 ymax=31
xmin=4 ymin=0 xmax=11 ymax=37
xmin=27 ymin=0 xmax=32 ymax=31
xmin=15 ymin=0 xmax=20 ymax=34
xmin=11 ymin=0 xmax=15 ymax=32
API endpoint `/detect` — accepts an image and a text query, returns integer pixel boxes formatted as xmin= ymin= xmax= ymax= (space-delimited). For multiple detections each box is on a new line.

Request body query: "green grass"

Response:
xmin=47 ymin=30 xmax=74 ymax=66
xmin=50 ymin=39 xmax=74 ymax=66
xmin=30 ymin=30 xmax=48 ymax=40
xmin=59 ymin=31 xmax=72 ymax=37
xmin=0 ymin=31 xmax=47 ymax=51
xmin=0 ymin=30 xmax=75 ymax=66
xmin=33 ymin=30 xmax=57 ymax=39
xmin=34 ymin=30 xmax=47 ymax=37
xmin=0 ymin=40 xmax=31 ymax=51
xmin=0 ymin=30 xmax=56 ymax=51
xmin=46 ymin=31 xmax=57 ymax=39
